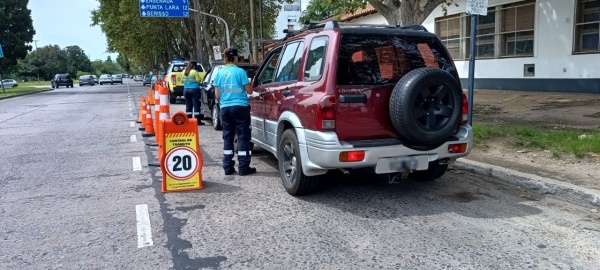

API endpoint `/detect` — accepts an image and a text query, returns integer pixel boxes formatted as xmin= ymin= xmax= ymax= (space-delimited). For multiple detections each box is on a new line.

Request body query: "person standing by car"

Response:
xmin=213 ymin=48 xmax=256 ymax=176
xmin=182 ymin=60 xmax=206 ymax=125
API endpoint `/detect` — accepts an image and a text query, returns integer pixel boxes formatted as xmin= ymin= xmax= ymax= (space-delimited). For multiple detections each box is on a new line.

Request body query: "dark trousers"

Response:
xmin=221 ymin=105 xmax=252 ymax=172
xmin=183 ymin=88 xmax=203 ymax=119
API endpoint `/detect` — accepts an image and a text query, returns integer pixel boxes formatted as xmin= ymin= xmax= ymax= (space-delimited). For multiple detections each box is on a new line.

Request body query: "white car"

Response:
xmin=1 ymin=79 xmax=18 ymax=88
xmin=99 ymin=74 xmax=113 ymax=85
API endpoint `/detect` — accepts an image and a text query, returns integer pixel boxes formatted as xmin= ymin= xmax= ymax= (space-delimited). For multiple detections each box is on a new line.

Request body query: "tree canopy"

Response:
xmin=0 ymin=0 xmax=36 ymax=73
xmin=302 ymin=0 xmax=458 ymax=26
xmin=91 ymin=0 xmax=283 ymax=71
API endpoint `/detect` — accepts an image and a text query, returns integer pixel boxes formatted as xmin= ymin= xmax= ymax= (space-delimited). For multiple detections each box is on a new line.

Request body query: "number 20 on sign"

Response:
xmin=160 ymin=111 xmax=204 ymax=192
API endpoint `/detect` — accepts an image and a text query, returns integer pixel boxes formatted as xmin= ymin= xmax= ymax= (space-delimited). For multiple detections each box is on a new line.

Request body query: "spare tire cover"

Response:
xmin=389 ymin=67 xmax=463 ymax=145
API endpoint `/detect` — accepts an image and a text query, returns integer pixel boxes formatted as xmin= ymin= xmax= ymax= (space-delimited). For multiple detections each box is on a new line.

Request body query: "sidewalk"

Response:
xmin=457 ymin=89 xmax=600 ymax=207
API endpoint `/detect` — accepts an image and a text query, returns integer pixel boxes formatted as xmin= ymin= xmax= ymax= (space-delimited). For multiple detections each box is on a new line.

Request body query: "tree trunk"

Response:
xmin=368 ymin=0 xmax=445 ymax=26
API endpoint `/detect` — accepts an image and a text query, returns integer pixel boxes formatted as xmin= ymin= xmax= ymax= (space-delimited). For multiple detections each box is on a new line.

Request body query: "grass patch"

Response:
xmin=0 ymin=86 xmax=50 ymax=98
xmin=473 ymin=123 xmax=600 ymax=158
xmin=18 ymin=81 xmax=52 ymax=87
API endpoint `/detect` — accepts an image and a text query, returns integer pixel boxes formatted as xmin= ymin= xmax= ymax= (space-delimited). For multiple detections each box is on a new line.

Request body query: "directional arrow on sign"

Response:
xmin=140 ymin=0 xmax=145 ymax=3
xmin=142 ymin=11 xmax=147 ymax=16
xmin=141 ymin=5 xmax=146 ymax=9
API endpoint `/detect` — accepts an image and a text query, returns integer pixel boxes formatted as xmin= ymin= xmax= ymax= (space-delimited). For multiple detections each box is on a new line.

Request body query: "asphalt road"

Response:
xmin=1 ymin=82 xmax=599 ymax=270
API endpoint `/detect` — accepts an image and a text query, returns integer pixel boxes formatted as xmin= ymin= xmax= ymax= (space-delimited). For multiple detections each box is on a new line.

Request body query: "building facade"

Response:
xmin=274 ymin=0 xmax=305 ymax=39
xmin=338 ymin=0 xmax=600 ymax=93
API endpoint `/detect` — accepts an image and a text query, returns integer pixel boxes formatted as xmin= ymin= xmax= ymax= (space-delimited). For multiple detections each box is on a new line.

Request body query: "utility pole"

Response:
xmin=189 ymin=8 xmax=231 ymax=48
xmin=259 ymin=0 xmax=264 ymax=60
xmin=250 ymin=0 xmax=258 ymax=64
xmin=193 ymin=0 xmax=204 ymax=67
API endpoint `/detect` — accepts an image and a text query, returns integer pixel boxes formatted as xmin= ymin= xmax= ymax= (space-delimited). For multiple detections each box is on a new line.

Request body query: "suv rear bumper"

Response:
xmin=297 ymin=125 xmax=473 ymax=176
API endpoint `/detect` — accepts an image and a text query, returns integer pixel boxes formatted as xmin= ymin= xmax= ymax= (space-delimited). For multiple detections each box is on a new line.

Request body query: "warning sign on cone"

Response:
xmin=160 ymin=111 xmax=204 ymax=192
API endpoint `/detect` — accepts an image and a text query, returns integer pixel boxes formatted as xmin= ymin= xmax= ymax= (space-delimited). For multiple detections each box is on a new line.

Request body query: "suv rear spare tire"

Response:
xmin=389 ymin=68 xmax=463 ymax=145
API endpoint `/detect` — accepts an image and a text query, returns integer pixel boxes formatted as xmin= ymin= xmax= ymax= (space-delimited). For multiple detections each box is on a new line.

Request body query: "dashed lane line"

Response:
xmin=132 ymin=157 xmax=142 ymax=171
xmin=135 ymin=204 xmax=154 ymax=248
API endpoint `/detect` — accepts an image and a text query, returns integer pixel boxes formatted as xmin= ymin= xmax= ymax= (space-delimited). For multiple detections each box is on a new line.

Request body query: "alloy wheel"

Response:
xmin=282 ymin=141 xmax=297 ymax=184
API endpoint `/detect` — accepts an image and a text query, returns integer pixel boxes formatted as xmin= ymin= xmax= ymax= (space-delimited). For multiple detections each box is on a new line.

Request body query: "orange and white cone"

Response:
xmin=142 ymin=102 xmax=155 ymax=137
xmin=139 ymin=97 xmax=147 ymax=131
xmin=137 ymin=95 xmax=145 ymax=123
xmin=148 ymin=88 xmax=155 ymax=105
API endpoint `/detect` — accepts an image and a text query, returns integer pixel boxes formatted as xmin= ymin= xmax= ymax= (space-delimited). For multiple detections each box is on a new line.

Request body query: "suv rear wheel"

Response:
xmin=277 ymin=129 xmax=320 ymax=195
xmin=389 ymin=68 xmax=463 ymax=145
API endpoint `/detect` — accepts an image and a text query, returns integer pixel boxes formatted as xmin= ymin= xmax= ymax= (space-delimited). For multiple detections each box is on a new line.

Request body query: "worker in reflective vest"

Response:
xmin=213 ymin=48 xmax=256 ymax=176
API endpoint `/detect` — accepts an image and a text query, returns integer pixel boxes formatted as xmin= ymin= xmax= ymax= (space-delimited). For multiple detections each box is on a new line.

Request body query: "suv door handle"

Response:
xmin=282 ymin=89 xmax=291 ymax=97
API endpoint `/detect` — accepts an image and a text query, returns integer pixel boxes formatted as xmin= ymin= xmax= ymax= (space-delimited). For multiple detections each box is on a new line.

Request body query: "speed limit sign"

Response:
xmin=164 ymin=146 xmax=200 ymax=180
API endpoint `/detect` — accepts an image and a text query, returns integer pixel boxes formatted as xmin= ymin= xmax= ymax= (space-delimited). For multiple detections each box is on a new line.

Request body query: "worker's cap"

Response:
xmin=224 ymin=48 xmax=239 ymax=57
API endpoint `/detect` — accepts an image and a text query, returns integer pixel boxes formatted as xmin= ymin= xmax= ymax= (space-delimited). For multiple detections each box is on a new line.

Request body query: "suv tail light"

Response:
xmin=460 ymin=92 xmax=469 ymax=125
xmin=315 ymin=95 xmax=336 ymax=130
xmin=171 ymin=74 xmax=176 ymax=85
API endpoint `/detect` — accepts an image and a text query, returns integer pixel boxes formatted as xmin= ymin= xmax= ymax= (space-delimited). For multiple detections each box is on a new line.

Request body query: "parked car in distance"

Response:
xmin=99 ymin=74 xmax=113 ymax=85
xmin=91 ymin=75 xmax=99 ymax=84
xmin=51 ymin=74 xmax=74 ymax=88
xmin=201 ymin=63 xmax=260 ymax=130
xmin=78 ymin=75 xmax=96 ymax=86
xmin=249 ymin=21 xmax=472 ymax=195
xmin=1 ymin=79 xmax=18 ymax=88
xmin=143 ymin=75 xmax=152 ymax=86
xmin=111 ymin=74 xmax=124 ymax=84
xmin=134 ymin=75 xmax=143 ymax=81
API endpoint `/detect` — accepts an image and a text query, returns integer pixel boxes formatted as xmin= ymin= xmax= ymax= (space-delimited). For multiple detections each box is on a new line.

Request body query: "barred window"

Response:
xmin=575 ymin=0 xmax=600 ymax=53
xmin=435 ymin=15 xmax=462 ymax=59
xmin=500 ymin=1 xmax=535 ymax=56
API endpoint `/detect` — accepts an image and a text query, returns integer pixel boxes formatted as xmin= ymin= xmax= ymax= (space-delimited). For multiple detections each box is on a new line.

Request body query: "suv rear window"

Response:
xmin=337 ymin=35 xmax=452 ymax=85
xmin=171 ymin=65 xmax=187 ymax=72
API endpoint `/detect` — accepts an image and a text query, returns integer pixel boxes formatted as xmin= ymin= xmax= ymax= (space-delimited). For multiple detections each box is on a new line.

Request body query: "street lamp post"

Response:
xmin=189 ymin=8 xmax=231 ymax=48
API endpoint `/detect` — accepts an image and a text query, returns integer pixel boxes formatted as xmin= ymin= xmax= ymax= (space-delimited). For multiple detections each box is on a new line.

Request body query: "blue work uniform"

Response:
xmin=212 ymin=64 xmax=252 ymax=174
xmin=182 ymin=69 xmax=205 ymax=121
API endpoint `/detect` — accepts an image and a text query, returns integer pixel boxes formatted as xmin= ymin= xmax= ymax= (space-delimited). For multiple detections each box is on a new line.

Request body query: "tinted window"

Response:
xmin=304 ymin=37 xmax=328 ymax=81
xmin=256 ymin=47 xmax=282 ymax=85
xmin=274 ymin=42 xmax=301 ymax=82
xmin=337 ymin=35 xmax=452 ymax=85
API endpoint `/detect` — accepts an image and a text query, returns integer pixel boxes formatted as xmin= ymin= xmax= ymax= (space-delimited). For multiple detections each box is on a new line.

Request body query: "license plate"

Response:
xmin=375 ymin=155 xmax=429 ymax=174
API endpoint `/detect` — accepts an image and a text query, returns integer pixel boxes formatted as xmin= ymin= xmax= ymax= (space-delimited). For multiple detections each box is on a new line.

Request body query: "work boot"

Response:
xmin=238 ymin=167 xmax=257 ymax=176
xmin=224 ymin=167 xmax=236 ymax=175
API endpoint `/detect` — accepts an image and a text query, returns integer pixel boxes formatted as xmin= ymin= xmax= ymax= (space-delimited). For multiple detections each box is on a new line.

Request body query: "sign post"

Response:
xmin=160 ymin=111 xmax=204 ymax=192
xmin=139 ymin=0 xmax=190 ymax=18
xmin=465 ymin=0 xmax=488 ymax=126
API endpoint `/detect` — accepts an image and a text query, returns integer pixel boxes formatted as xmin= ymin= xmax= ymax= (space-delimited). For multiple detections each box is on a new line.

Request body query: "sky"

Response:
xmin=28 ymin=0 xmax=118 ymax=61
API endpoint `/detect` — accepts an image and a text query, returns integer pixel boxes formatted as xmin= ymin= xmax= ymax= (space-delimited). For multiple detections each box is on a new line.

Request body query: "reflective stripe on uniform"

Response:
xmin=193 ymin=112 xmax=200 ymax=115
xmin=221 ymin=88 xmax=244 ymax=94
xmin=238 ymin=151 xmax=251 ymax=156
xmin=223 ymin=150 xmax=233 ymax=155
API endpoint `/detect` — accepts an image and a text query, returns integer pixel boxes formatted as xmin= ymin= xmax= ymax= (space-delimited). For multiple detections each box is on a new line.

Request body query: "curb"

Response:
xmin=454 ymin=158 xmax=600 ymax=207
xmin=0 ymin=88 xmax=54 ymax=100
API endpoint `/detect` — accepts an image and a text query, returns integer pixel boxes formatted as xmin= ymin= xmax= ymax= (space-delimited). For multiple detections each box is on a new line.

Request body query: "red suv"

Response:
xmin=250 ymin=21 xmax=472 ymax=195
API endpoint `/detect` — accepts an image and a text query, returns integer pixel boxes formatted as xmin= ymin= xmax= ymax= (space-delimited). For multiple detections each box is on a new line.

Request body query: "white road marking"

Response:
xmin=130 ymin=121 xmax=135 ymax=127
xmin=130 ymin=135 xmax=137 ymax=142
xmin=129 ymin=108 xmax=133 ymax=111
xmin=132 ymin=157 xmax=142 ymax=171
xmin=135 ymin=204 xmax=154 ymax=248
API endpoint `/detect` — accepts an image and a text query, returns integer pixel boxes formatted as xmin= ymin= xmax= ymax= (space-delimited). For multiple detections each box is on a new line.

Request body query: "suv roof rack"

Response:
xmin=296 ymin=20 xmax=428 ymax=34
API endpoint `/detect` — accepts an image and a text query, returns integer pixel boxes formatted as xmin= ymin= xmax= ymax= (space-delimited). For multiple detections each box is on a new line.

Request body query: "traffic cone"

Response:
xmin=139 ymin=97 xmax=147 ymax=131
xmin=142 ymin=102 xmax=155 ymax=137
xmin=137 ymin=95 xmax=145 ymax=123
xmin=148 ymin=88 xmax=155 ymax=105
xmin=154 ymin=85 xmax=160 ymax=138
xmin=158 ymin=81 xmax=171 ymax=161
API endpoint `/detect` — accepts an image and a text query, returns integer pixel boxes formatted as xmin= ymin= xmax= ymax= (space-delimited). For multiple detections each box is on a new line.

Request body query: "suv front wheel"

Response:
xmin=277 ymin=129 xmax=320 ymax=195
